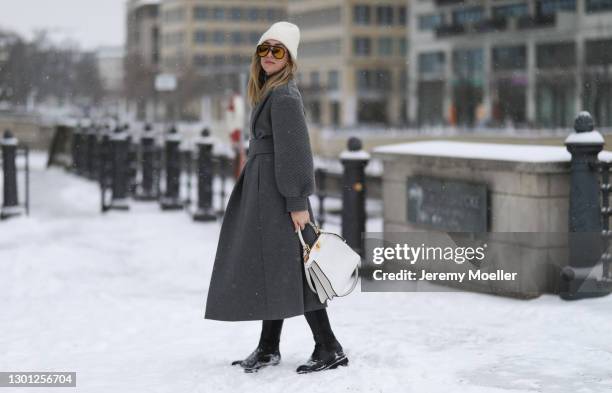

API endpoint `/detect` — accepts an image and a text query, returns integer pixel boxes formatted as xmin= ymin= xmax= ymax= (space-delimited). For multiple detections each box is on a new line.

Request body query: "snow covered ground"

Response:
xmin=1 ymin=153 xmax=611 ymax=393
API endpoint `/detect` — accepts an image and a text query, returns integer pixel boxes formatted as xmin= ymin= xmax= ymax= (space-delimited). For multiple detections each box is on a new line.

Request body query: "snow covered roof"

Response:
xmin=372 ymin=140 xmax=612 ymax=163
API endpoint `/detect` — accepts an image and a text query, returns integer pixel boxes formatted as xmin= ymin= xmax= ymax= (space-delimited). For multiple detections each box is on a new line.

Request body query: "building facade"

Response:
xmin=409 ymin=0 xmax=612 ymax=128
xmin=125 ymin=0 xmax=161 ymax=121
xmin=158 ymin=0 xmax=286 ymax=122
xmin=288 ymin=0 xmax=409 ymax=128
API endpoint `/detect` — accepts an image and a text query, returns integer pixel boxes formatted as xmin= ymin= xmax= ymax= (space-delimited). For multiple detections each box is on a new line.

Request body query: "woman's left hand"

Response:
xmin=290 ymin=210 xmax=310 ymax=232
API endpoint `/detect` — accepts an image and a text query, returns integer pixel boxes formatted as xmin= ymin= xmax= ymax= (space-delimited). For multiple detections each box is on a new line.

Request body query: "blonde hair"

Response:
xmin=247 ymin=43 xmax=298 ymax=106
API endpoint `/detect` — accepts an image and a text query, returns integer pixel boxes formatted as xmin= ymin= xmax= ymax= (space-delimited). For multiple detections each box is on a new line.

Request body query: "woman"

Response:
xmin=204 ymin=21 xmax=348 ymax=374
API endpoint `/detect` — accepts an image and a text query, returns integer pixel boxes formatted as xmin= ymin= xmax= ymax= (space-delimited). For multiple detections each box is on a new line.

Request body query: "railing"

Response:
xmin=591 ymin=160 xmax=612 ymax=281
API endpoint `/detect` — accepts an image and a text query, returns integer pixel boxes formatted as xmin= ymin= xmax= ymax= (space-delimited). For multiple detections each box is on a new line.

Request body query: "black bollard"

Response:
xmin=340 ymin=137 xmax=370 ymax=257
xmin=77 ymin=123 xmax=89 ymax=177
xmin=126 ymin=134 xmax=138 ymax=196
xmin=193 ymin=128 xmax=216 ymax=221
xmin=315 ymin=168 xmax=327 ymax=228
xmin=160 ymin=126 xmax=183 ymax=210
xmin=216 ymin=153 xmax=229 ymax=217
xmin=71 ymin=124 xmax=82 ymax=174
xmin=85 ymin=125 xmax=98 ymax=180
xmin=1 ymin=130 xmax=22 ymax=219
xmin=99 ymin=126 xmax=113 ymax=212
xmin=80 ymin=123 xmax=91 ymax=178
xmin=181 ymin=148 xmax=193 ymax=207
xmin=109 ymin=126 xmax=130 ymax=210
xmin=135 ymin=124 xmax=158 ymax=200
xmin=91 ymin=125 xmax=107 ymax=182
xmin=561 ymin=111 xmax=610 ymax=299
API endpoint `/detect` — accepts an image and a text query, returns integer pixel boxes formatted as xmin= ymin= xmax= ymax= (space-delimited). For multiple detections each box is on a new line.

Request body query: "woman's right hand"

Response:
xmin=290 ymin=210 xmax=310 ymax=232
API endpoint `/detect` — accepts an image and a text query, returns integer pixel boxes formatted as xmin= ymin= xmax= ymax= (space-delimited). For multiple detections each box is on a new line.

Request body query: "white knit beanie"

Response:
xmin=257 ymin=21 xmax=300 ymax=61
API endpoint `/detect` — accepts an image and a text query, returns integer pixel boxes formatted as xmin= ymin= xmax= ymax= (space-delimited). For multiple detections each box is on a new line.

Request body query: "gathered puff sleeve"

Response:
xmin=270 ymin=89 xmax=315 ymax=212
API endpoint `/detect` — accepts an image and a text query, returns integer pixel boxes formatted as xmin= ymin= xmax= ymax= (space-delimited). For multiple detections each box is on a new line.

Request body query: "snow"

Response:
xmin=1 ymin=152 xmax=611 ymax=392
xmin=373 ymin=140 xmax=612 ymax=163
xmin=564 ymin=130 xmax=605 ymax=144
xmin=1 ymin=137 xmax=18 ymax=146
xmin=338 ymin=150 xmax=371 ymax=161
xmin=313 ymin=155 xmax=383 ymax=176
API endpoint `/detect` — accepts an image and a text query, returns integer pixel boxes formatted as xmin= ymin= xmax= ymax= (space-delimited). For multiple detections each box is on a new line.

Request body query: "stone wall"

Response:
xmin=371 ymin=141 xmax=583 ymax=298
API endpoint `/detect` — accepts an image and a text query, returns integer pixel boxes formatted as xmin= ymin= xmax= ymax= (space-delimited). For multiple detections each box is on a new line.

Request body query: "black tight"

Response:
xmin=257 ymin=225 xmax=341 ymax=352
xmin=258 ymin=308 xmax=341 ymax=352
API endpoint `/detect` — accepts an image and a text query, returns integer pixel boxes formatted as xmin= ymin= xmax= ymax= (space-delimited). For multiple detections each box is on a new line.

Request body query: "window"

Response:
xmin=418 ymin=14 xmax=442 ymax=30
xmin=248 ymin=8 xmax=259 ymax=21
xmin=328 ymin=70 xmax=339 ymax=90
xmin=418 ymin=52 xmax=445 ymax=74
xmin=378 ymin=37 xmax=393 ymax=56
xmin=310 ymin=71 xmax=320 ymax=86
xmin=193 ymin=54 xmax=209 ymax=67
xmin=356 ymin=69 xmax=391 ymax=90
xmin=536 ymin=42 xmax=576 ymax=68
xmin=213 ymin=55 xmax=225 ymax=66
xmin=376 ymin=5 xmax=394 ymax=25
xmin=231 ymin=31 xmax=243 ymax=44
xmin=356 ymin=70 xmax=373 ymax=90
xmin=537 ymin=0 xmax=576 ymax=15
xmin=213 ymin=31 xmax=226 ymax=45
xmin=354 ymin=5 xmax=370 ymax=24
xmin=193 ymin=30 xmax=207 ymax=44
xmin=585 ymin=39 xmax=612 ymax=65
xmin=194 ymin=6 xmax=208 ymax=20
xmin=452 ymin=7 xmax=483 ymax=24
xmin=492 ymin=45 xmax=527 ymax=70
xmin=586 ymin=0 xmax=612 ymax=12
xmin=331 ymin=102 xmax=341 ymax=126
xmin=398 ymin=6 xmax=407 ymax=25
xmin=453 ymin=48 xmax=484 ymax=79
xmin=399 ymin=69 xmax=408 ymax=91
xmin=213 ymin=7 xmax=224 ymax=20
xmin=398 ymin=38 xmax=408 ymax=57
xmin=230 ymin=8 xmax=242 ymax=20
xmin=492 ymin=3 xmax=529 ymax=18
xmin=353 ymin=37 xmax=371 ymax=56
xmin=249 ymin=31 xmax=260 ymax=44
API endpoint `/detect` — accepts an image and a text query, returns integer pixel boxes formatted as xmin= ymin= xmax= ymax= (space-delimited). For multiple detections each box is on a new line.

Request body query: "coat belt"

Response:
xmin=247 ymin=137 xmax=274 ymax=157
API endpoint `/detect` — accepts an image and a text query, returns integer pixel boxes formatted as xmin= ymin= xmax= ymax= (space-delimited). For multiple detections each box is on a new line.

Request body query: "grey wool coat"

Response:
xmin=204 ymin=77 xmax=327 ymax=321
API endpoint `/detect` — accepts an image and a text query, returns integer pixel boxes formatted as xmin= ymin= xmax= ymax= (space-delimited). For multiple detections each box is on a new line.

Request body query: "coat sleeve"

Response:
xmin=270 ymin=90 xmax=315 ymax=212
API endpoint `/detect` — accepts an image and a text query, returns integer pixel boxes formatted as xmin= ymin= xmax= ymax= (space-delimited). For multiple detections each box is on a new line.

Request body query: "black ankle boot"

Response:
xmin=232 ymin=319 xmax=283 ymax=373
xmin=231 ymin=346 xmax=281 ymax=373
xmin=297 ymin=309 xmax=349 ymax=374
xmin=296 ymin=342 xmax=348 ymax=374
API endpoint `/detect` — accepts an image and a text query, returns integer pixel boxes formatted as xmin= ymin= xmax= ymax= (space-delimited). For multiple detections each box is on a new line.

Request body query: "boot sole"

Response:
xmin=241 ymin=358 xmax=281 ymax=373
xmin=296 ymin=355 xmax=349 ymax=374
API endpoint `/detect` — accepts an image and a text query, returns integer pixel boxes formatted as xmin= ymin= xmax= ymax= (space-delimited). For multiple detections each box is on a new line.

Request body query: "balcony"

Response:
xmin=435 ymin=13 xmax=557 ymax=38
xmin=435 ymin=17 xmax=507 ymax=37
xmin=434 ymin=0 xmax=464 ymax=5
xmin=435 ymin=23 xmax=466 ymax=37
xmin=516 ymin=14 xmax=556 ymax=29
xmin=473 ymin=17 xmax=507 ymax=33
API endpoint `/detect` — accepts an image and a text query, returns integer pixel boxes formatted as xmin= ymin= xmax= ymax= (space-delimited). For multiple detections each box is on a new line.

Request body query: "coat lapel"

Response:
xmin=249 ymin=89 xmax=273 ymax=138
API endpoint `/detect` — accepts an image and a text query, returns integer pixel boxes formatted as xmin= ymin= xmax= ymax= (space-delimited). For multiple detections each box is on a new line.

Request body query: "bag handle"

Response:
xmin=296 ymin=222 xmax=320 ymax=262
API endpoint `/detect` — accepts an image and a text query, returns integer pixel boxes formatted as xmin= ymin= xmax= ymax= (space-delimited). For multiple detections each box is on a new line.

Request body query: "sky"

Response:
xmin=0 ymin=0 xmax=126 ymax=50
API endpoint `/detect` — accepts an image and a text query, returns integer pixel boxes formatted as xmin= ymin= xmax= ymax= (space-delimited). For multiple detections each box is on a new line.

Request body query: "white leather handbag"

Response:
xmin=297 ymin=223 xmax=360 ymax=304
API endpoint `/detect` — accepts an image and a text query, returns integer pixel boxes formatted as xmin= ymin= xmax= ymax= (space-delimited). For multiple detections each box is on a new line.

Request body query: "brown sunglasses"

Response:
xmin=256 ymin=44 xmax=286 ymax=60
